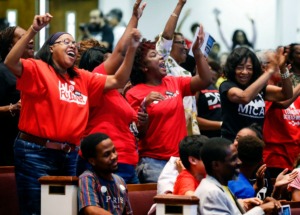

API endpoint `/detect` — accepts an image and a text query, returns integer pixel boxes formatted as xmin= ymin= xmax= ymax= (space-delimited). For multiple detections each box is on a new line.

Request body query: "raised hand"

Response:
xmin=192 ymin=24 xmax=204 ymax=54
xmin=130 ymin=28 xmax=141 ymax=48
xmin=133 ymin=0 xmax=147 ymax=19
xmin=254 ymin=164 xmax=266 ymax=191
xmin=261 ymin=51 xmax=279 ymax=75
xmin=277 ymin=46 xmax=289 ymax=70
xmin=32 ymin=13 xmax=53 ymax=32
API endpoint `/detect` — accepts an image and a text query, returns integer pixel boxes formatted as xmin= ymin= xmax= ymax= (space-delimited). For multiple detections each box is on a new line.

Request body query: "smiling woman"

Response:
xmin=4 ymin=12 xmax=140 ymax=215
xmin=219 ymin=47 xmax=293 ymax=141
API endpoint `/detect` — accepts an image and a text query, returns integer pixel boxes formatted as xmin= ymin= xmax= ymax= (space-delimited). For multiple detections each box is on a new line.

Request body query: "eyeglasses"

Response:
xmin=173 ymin=40 xmax=187 ymax=46
xmin=236 ymin=65 xmax=253 ymax=72
xmin=53 ymin=38 xmax=80 ymax=49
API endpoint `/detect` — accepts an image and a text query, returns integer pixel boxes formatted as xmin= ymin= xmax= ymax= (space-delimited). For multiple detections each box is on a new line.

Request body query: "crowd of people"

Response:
xmin=1 ymin=0 xmax=300 ymax=214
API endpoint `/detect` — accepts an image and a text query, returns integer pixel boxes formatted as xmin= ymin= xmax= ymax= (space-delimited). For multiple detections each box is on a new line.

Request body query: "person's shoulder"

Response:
xmin=196 ymin=179 xmax=224 ymax=201
xmin=112 ymin=174 xmax=127 ymax=186
xmin=126 ymin=83 xmax=147 ymax=96
xmin=178 ymin=169 xmax=193 ymax=178
xmin=219 ymin=80 xmax=237 ymax=93
xmin=79 ymin=169 xmax=95 ymax=179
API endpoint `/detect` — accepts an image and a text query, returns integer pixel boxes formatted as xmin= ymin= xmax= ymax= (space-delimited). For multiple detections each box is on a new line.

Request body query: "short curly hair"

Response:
xmin=223 ymin=47 xmax=262 ymax=88
xmin=130 ymin=39 xmax=156 ymax=86
xmin=80 ymin=133 xmax=110 ymax=159
xmin=237 ymin=135 xmax=265 ymax=165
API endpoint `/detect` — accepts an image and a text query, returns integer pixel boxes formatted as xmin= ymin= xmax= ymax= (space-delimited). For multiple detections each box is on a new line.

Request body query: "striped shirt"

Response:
xmin=78 ymin=169 xmax=133 ymax=215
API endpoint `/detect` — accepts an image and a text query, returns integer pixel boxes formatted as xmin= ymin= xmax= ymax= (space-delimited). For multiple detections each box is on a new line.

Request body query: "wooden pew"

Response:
xmin=127 ymin=183 xmax=157 ymax=215
xmin=39 ymin=176 xmax=78 ymax=215
xmin=39 ymin=176 xmax=157 ymax=215
xmin=0 ymin=166 xmax=19 ymax=215
xmin=154 ymin=194 xmax=199 ymax=215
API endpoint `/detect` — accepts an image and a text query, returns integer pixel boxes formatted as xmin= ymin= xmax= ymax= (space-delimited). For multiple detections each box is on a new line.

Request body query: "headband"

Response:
xmin=48 ymin=32 xmax=70 ymax=45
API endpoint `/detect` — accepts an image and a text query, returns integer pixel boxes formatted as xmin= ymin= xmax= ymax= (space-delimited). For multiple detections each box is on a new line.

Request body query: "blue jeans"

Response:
xmin=14 ymin=138 xmax=79 ymax=215
xmin=136 ymin=157 xmax=167 ymax=183
xmin=76 ymin=156 xmax=139 ymax=184
xmin=116 ymin=163 xmax=139 ymax=184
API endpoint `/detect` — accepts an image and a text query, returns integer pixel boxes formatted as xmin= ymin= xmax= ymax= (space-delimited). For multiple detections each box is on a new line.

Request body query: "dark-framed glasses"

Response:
xmin=173 ymin=40 xmax=187 ymax=46
xmin=54 ymin=38 xmax=80 ymax=49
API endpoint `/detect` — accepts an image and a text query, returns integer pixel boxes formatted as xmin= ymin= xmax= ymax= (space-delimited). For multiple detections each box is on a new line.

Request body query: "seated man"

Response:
xmin=78 ymin=133 xmax=132 ymax=215
xmin=173 ymin=135 xmax=208 ymax=195
xmin=194 ymin=137 xmax=281 ymax=215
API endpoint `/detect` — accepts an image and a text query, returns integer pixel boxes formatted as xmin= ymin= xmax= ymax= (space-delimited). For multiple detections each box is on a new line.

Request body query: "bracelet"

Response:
xmin=9 ymin=103 xmax=15 ymax=117
xmin=31 ymin=25 xmax=38 ymax=33
xmin=171 ymin=13 xmax=178 ymax=17
xmin=280 ymin=68 xmax=290 ymax=79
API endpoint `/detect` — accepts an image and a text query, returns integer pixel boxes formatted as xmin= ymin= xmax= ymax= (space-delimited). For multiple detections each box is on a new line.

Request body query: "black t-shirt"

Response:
xmin=219 ymin=80 xmax=266 ymax=141
xmin=197 ymin=84 xmax=221 ymax=138
xmin=0 ymin=62 xmax=20 ymax=165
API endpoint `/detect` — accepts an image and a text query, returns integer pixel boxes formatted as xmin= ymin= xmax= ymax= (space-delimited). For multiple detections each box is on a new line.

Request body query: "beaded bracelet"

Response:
xmin=280 ymin=68 xmax=290 ymax=79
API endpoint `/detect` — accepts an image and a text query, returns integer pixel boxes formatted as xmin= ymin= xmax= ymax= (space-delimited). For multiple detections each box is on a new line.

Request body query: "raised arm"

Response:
xmin=4 ymin=13 xmax=52 ymax=77
xmin=176 ymin=8 xmax=191 ymax=33
xmin=215 ymin=14 xmax=230 ymax=51
xmin=190 ymin=25 xmax=212 ymax=93
xmin=104 ymin=29 xmax=141 ymax=90
xmin=227 ymin=51 xmax=281 ymax=104
xmin=265 ymin=47 xmax=293 ymax=102
xmin=104 ymin=0 xmax=146 ymax=75
xmin=249 ymin=18 xmax=257 ymax=48
xmin=227 ymin=71 xmax=274 ymax=104
xmin=161 ymin=0 xmax=187 ymax=40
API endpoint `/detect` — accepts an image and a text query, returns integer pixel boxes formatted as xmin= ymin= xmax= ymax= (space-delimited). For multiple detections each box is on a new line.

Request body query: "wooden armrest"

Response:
xmin=127 ymin=183 xmax=157 ymax=192
xmin=38 ymin=176 xmax=78 ymax=185
xmin=154 ymin=194 xmax=199 ymax=205
xmin=0 ymin=166 xmax=15 ymax=174
xmin=280 ymin=200 xmax=300 ymax=208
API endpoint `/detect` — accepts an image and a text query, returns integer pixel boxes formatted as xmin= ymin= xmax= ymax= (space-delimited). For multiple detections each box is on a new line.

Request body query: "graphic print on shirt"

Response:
xmin=59 ymin=80 xmax=87 ymax=105
xmin=153 ymin=90 xmax=180 ymax=104
xmin=285 ymin=103 xmax=300 ymax=126
xmin=202 ymin=90 xmax=221 ymax=110
xmin=101 ymin=184 xmax=126 ymax=209
xmin=237 ymin=93 xmax=265 ymax=118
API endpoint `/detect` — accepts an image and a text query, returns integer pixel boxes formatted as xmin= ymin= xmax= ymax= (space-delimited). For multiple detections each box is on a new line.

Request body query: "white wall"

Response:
xmin=99 ymin=0 xmax=300 ymax=53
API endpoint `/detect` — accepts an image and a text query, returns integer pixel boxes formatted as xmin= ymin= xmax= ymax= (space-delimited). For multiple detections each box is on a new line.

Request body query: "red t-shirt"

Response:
xmin=173 ymin=169 xmax=200 ymax=195
xmin=83 ymin=64 xmax=138 ymax=165
xmin=263 ymin=98 xmax=300 ymax=170
xmin=126 ymin=76 xmax=192 ymax=160
xmin=17 ymin=59 xmax=106 ymax=145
